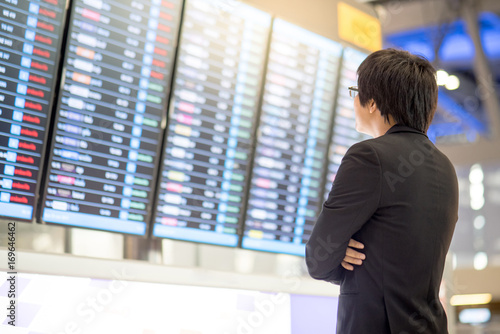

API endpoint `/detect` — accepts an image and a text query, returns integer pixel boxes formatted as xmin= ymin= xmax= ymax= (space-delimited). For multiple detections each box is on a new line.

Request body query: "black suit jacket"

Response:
xmin=306 ymin=125 xmax=459 ymax=334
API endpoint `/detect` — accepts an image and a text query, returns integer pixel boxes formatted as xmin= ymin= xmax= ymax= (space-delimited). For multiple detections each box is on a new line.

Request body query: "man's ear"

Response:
xmin=369 ymin=100 xmax=377 ymax=114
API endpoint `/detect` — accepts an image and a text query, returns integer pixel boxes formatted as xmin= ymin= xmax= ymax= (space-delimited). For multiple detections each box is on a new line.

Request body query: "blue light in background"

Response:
xmin=385 ymin=12 xmax=500 ymax=62
xmin=385 ymin=12 xmax=500 ymax=142
xmin=437 ymin=90 xmax=487 ymax=134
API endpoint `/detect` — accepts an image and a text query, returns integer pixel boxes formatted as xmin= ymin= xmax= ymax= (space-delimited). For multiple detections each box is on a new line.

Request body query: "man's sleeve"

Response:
xmin=305 ymin=141 xmax=381 ymax=283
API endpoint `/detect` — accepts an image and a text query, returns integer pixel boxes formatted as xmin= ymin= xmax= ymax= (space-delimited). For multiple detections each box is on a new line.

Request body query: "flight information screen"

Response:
xmin=0 ymin=0 xmax=67 ymax=221
xmin=40 ymin=0 xmax=183 ymax=234
xmin=152 ymin=0 xmax=271 ymax=246
xmin=242 ymin=19 xmax=342 ymax=256
xmin=324 ymin=47 xmax=369 ymax=200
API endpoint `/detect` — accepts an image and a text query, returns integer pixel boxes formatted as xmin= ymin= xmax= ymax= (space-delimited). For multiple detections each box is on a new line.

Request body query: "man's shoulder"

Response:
xmin=343 ymin=139 xmax=380 ymax=165
xmin=356 ymin=132 xmax=438 ymax=156
xmin=355 ymin=132 xmax=456 ymax=174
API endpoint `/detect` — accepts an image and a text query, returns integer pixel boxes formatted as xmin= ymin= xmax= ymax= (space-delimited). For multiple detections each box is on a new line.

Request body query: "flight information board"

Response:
xmin=323 ymin=47 xmax=369 ymax=200
xmin=40 ymin=0 xmax=183 ymax=234
xmin=0 ymin=0 xmax=67 ymax=221
xmin=242 ymin=19 xmax=342 ymax=256
xmin=152 ymin=0 xmax=271 ymax=246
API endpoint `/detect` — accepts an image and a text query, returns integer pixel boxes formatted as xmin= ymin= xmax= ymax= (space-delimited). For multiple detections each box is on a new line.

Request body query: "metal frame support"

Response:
xmin=462 ymin=0 xmax=500 ymax=139
xmin=439 ymin=1 xmax=500 ymax=165
xmin=123 ymin=235 xmax=163 ymax=263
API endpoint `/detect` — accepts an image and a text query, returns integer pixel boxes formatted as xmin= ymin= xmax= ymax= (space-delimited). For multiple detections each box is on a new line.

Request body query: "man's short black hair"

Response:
xmin=357 ymin=48 xmax=438 ymax=133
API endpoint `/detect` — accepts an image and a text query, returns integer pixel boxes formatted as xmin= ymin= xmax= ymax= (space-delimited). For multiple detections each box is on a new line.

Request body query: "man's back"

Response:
xmin=306 ymin=125 xmax=458 ymax=333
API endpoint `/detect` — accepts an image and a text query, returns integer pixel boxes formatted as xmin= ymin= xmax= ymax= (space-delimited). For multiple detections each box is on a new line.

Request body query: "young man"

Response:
xmin=306 ymin=49 xmax=459 ymax=333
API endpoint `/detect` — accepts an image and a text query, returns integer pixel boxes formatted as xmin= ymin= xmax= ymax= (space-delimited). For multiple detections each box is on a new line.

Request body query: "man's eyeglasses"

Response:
xmin=348 ymin=86 xmax=358 ymax=99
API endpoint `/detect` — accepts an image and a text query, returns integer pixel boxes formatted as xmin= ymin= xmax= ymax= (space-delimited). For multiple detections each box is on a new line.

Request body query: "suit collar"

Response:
xmin=385 ymin=124 xmax=428 ymax=138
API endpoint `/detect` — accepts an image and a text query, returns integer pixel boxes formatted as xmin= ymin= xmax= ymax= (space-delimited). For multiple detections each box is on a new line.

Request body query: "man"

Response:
xmin=306 ymin=49 xmax=459 ymax=333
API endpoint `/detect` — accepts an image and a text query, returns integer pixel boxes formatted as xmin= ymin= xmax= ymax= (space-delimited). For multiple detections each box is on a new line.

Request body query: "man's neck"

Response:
xmin=371 ymin=117 xmax=396 ymax=138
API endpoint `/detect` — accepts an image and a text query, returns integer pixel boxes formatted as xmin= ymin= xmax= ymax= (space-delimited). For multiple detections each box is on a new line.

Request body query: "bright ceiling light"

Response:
xmin=450 ymin=293 xmax=492 ymax=306
xmin=445 ymin=75 xmax=460 ymax=90
xmin=436 ymin=70 xmax=449 ymax=85
xmin=469 ymin=164 xmax=484 ymax=184
xmin=473 ymin=252 xmax=488 ymax=270
xmin=459 ymin=308 xmax=491 ymax=324
xmin=473 ymin=216 xmax=486 ymax=230
xmin=469 ymin=183 xmax=484 ymax=199
xmin=470 ymin=197 xmax=485 ymax=210
xmin=469 ymin=164 xmax=485 ymax=210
